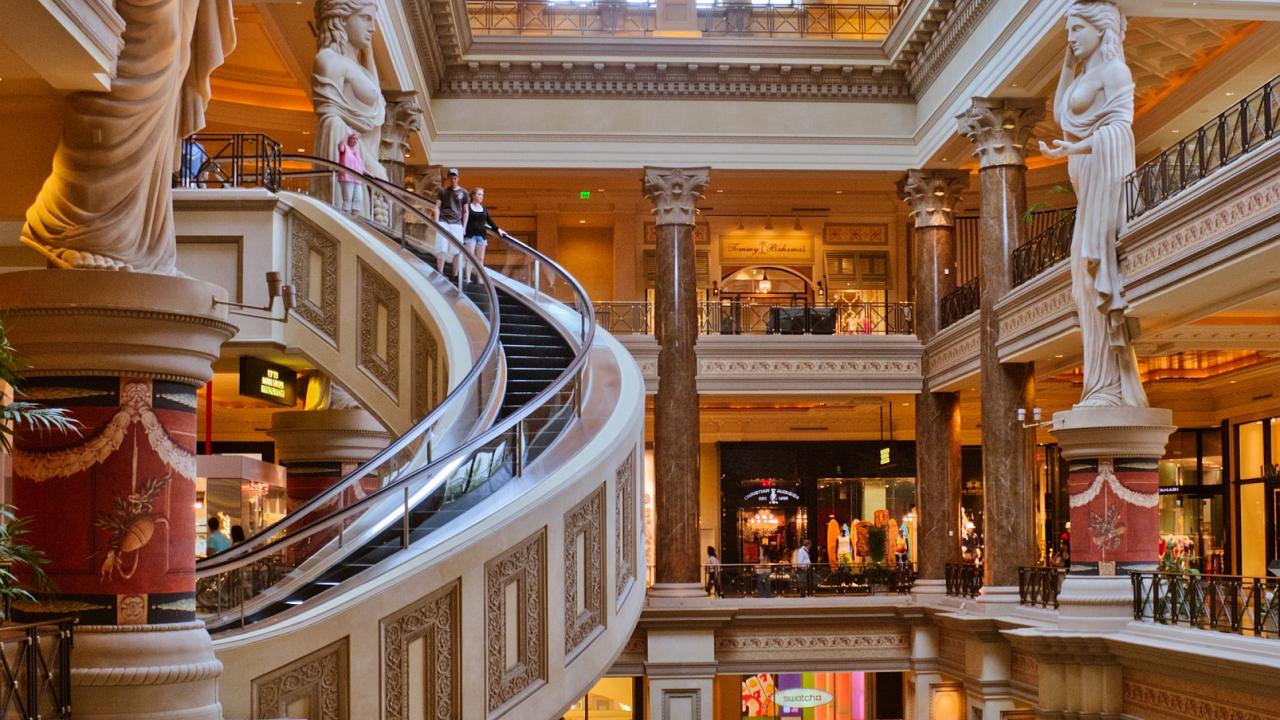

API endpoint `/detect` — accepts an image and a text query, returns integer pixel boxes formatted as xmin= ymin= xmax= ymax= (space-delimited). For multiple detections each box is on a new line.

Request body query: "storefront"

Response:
xmin=734 ymin=671 xmax=903 ymax=720
xmin=720 ymin=442 xmax=917 ymax=567
xmin=1234 ymin=417 xmax=1280 ymax=577
xmin=1159 ymin=427 xmax=1228 ymax=574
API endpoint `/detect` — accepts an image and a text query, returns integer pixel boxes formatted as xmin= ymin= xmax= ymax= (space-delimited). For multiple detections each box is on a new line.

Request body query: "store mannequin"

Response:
xmin=837 ymin=523 xmax=854 ymax=567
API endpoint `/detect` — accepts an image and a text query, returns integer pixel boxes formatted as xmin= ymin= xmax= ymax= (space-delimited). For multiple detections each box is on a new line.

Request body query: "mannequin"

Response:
xmin=836 ymin=523 xmax=854 ymax=567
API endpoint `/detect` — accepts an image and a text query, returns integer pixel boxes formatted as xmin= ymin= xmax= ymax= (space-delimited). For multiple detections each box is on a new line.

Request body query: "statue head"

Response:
xmin=1066 ymin=1 xmax=1126 ymax=64
xmin=316 ymin=0 xmax=378 ymax=54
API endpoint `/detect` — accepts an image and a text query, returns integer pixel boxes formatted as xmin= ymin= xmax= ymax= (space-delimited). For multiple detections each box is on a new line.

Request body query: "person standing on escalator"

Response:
xmin=462 ymin=187 xmax=502 ymax=285
xmin=434 ymin=168 xmax=469 ymax=276
xmin=336 ymin=133 xmax=365 ymax=214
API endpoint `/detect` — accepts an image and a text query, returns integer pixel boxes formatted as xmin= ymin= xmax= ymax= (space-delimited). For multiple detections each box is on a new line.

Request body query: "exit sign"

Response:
xmin=579 ymin=190 xmax=591 ymax=199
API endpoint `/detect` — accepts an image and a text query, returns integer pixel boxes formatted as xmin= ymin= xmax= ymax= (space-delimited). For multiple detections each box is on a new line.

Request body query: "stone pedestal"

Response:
xmin=0 ymin=270 xmax=236 ymax=720
xmin=1051 ymin=406 xmax=1174 ymax=627
xmin=267 ymin=407 xmax=390 ymax=509
xmin=957 ymin=98 xmax=1045 ymax=593
xmin=643 ymin=167 xmax=709 ymax=598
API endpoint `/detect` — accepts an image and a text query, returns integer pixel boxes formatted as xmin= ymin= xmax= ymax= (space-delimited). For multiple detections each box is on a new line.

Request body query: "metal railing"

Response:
xmin=944 ymin=562 xmax=982 ymax=598
xmin=0 ymin=618 xmax=74 ymax=719
xmin=1011 ymin=210 xmax=1075 ymax=287
xmin=466 ymin=0 xmax=903 ymax=39
xmin=1018 ymin=565 xmax=1066 ymax=609
xmin=196 ymin=156 xmax=595 ymax=631
xmin=705 ymin=561 xmax=914 ymax=597
xmin=175 ymin=133 xmax=282 ymax=190
xmin=1125 ymin=73 xmax=1280 ymax=221
xmin=1132 ymin=572 xmax=1280 ymax=639
xmin=595 ymin=299 xmax=914 ymax=336
xmin=939 ymin=276 xmax=980 ymax=329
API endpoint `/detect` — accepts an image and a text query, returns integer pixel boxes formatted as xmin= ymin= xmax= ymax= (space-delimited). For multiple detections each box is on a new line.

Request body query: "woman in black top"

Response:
xmin=463 ymin=187 xmax=501 ymax=284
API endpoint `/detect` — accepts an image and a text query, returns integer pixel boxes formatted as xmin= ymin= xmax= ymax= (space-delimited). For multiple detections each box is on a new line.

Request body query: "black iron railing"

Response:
xmin=175 ymin=133 xmax=283 ymax=191
xmin=1018 ymin=565 xmax=1066 ymax=609
xmin=0 ymin=618 xmax=75 ymax=719
xmin=705 ymin=561 xmax=914 ymax=598
xmin=595 ymin=299 xmax=914 ymax=336
xmin=944 ymin=562 xmax=982 ymax=598
xmin=1011 ymin=210 xmax=1075 ymax=287
xmin=939 ymin=276 xmax=980 ymax=329
xmin=1125 ymin=74 xmax=1279 ymax=221
xmin=1132 ymin=572 xmax=1280 ymax=639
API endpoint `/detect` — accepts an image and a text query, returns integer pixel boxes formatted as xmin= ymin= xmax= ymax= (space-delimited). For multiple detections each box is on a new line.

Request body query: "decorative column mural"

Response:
xmin=957 ymin=96 xmax=1045 ymax=592
xmin=643 ymin=166 xmax=710 ymax=596
xmin=900 ymin=169 xmax=969 ymax=584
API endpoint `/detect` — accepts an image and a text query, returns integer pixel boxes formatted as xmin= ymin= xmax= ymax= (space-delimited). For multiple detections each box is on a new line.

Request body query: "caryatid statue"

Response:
xmin=20 ymin=0 xmax=237 ymax=273
xmin=1039 ymin=0 xmax=1148 ymax=409
xmin=313 ymin=0 xmax=387 ymax=183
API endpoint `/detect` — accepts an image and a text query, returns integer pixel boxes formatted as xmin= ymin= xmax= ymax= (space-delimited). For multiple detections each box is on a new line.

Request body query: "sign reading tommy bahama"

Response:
xmin=719 ymin=232 xmax=813 ymax=262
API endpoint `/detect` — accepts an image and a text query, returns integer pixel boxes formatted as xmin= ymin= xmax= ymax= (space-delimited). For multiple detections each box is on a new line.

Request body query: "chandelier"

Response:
xmin=748 ymin=509 xmax=781 ymax=531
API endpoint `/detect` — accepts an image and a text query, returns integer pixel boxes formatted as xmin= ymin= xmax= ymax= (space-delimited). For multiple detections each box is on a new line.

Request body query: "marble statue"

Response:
xmin=20 ymin=0 xmax=236 ymax=273
xmin=1039 ymin=0 xmax=1148 ymax=408
xmin=313 ymin=0 xmax=387 ymax=184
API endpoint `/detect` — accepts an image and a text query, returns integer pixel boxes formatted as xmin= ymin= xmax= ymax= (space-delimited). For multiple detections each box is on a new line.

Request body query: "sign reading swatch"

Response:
xmin=775 ymin=687 xmax=834 ymax=708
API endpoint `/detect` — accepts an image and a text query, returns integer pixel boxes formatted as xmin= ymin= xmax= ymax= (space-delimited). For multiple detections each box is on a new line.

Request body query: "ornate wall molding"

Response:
xmin=1123 ymin=669 xmax=1279 ymax=720
xmin=714 ymin=625 xmax=910 ymax=666
xmin=906 ymin=0 xmax=996 ymax=94
xmin=381 ymin=581 xmax=461 ymax=720
xmin=251 ymin=637 xmax=349 ymax=720
xmin=939 ymin=629 xmax=964 ymax=669
xmin=289 ymin=213 xmax=340 ymax=346
xmin=485 ymin=528 xmax=547 ymax=717
xmin=824 ymin=223 xmax=889 ymax=245
xmin=357 ymin=258 xmax=401 ymax=396
xmin=615 ymin=453 xmax=637 ymax=607
xmin=645 ymin=222 xmax=710 ymax=245
xmin=564 ymin=484 xmax=606 ymax=662
xmin=411 ymin=311 xmax=442 ymax=422
xmin=1010 ymin=650 xmax=1038 ymax=695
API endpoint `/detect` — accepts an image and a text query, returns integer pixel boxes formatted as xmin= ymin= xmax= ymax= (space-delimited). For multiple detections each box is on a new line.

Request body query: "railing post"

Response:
xmin=238 ymin=566 xmax=247 ymax=628
xmin=402 ymin=485 xmax=411 ymax=548
xmin=513 ymin=419 xmax=526 ymax=476
xmin=26 ymin=625 xmax=39 ymax=719
xmin=1251 ymin=577 xmax=1263 ymax=637
xmin=531 ymin=260 xmax=541 ymax=298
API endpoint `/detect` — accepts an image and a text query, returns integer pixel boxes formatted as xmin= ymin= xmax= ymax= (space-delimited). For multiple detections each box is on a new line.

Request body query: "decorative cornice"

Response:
xmin=956 ymin=96 xmax=1045 ymax=169
xmin=906 ymin=0 xmax=996 ymax=94
xmin=644 ymin=167 xmax=709 ymax=227
xmin=899 ymin=168 xmax=971 ymax=229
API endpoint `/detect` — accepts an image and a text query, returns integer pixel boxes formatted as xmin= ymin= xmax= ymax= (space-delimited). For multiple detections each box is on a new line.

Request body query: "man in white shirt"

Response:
xmin=793 ymin=539 xmax=812 ymax=597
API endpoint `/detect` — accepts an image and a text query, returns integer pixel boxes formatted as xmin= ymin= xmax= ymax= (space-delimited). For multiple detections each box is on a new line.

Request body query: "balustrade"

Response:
xmin=938 ymin=276 xmax=980 ymax=329
xmin=0 ymin=618 xmax=74 ymax=719
xmin=705 ymin=561 xmax=914 ymax=598
xmin=596 ymin=299 xmax=913 ymax=336
xmin=1017 ymin=565 xmax=1066 ymax=609
xmin=1011 ymin=210 xmax=1075 ymax=287
xmin=1132 ymin=572 xmax=1280 ymax=639
xmin=944 ymin=562 xmax=982 ymax=598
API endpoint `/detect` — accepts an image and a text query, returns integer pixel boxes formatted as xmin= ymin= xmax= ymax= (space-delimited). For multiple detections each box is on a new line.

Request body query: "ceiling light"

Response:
xmin=297 ymin=147 xmax=305 ymax=152
xmin=716 ymin=189 xmax=724 ymax=193
xmin=835 ymin=190 xmax=844 ymax=195
xmin=1225 ymin=92 xmax=1235 ymax=97
xmin=578 ymin=219 xmax=586 ymax=224
xmin=933 ymin=188 xmax=945 ymax=197
xmin=301 ymin=130 xmax=310 ymax=135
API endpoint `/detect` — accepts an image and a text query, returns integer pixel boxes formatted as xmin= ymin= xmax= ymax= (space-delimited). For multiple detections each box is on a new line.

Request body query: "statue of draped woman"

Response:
xmin=312 ymin=0 xmax=386 ymax=184
xmin=1039 ymin=1 xmax=1148 ymax=408
xmin=20 ymin=0 xmax=236 ymax=274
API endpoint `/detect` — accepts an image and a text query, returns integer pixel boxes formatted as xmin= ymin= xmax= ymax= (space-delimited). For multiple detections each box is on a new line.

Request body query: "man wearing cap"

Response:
xmin=434 ymin=168 xmax=469 ymax=275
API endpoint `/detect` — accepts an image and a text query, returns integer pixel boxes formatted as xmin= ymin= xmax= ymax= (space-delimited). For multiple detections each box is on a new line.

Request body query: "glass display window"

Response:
xmin=1157 ymin=428 xmax=1228 ymax=574
xmin=563 ymin=676 xmax=639 ymax=719
xmin=1232 ymin=417 xmax=1280 ymax=578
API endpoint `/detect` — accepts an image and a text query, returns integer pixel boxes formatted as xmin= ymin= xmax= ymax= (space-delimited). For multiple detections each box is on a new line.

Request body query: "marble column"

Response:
xmin=957 ymin=98 xmax=1045 ymax=593
xmin=900 ymin=169 xmax=969 ymax=585
xmin=0 ymin=270 xmax=235 ymax=719
xmin=379 ymin=91 xmax=424 ymax=189
xmin=643 ymin=166 xmax=709 ymax=597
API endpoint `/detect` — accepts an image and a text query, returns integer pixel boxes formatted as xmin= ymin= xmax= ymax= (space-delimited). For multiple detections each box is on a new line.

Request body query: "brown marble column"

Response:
xmin=900 ymin=170 xmax=969 ymax=583
xmin=379 ymin=91 xmax=424 ymax=189
xmin=643 ymin=166 xmax=709 ymax=596
xmin=958 ymin=97 xmax=1045 ymax=591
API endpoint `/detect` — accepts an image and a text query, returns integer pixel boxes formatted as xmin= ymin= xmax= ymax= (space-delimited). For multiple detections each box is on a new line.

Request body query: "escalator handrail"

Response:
xmin=196 ymin=161 xmax=596 ymax=580
xmin=196 ymin=155 xmax=502 ymax=571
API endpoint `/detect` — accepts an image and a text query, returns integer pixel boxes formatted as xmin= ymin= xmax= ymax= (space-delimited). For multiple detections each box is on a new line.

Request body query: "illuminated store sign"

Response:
xmin=742 ymin=487 xmax=801 ymax=505
xmin=880 ymin=447 xmax=892 ymax=465
xmin=774 ymin=688 xmax=834 ymax=709
xmin=239 ymin=357 xmax=297 ymax=406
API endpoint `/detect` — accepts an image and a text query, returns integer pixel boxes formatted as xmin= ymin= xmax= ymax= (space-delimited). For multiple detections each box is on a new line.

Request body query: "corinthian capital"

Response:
xmin=380 ymin=91 xmax=424 ymax=165
xmin=956 ymin=97 xmax=1045 ymax=169
xmin=898 ymin=169 xmax=970 ymax=228
xmin=643 ymin=167 xmax=710 ymax=226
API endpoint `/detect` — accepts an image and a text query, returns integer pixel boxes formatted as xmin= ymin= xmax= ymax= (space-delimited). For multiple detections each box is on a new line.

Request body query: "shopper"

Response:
xmin=434 ymin=168 xmax=468 ymax=275
xmin=704 ymin=545 xmax=721 ymax=597
xmin=206 ymin=516 xmax=231 ymax=555
xmin=462 ymin=187 xmax=502 ymax=284
xmin=793 ymin=539 xmax=813 ymax=596
xmin=230 ymin=524 xmax=246 ymax=545
xmin=336 ymin=133 xmax=365 ymax=214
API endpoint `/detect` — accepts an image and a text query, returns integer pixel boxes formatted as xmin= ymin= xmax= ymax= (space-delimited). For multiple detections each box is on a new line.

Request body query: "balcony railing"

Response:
xmin=0 ymin=618 xmax=75 ymax=719
xmin=1018 ymin=565 xmax=1066 ymax=609
xmin=939 ymin=276 xmax=980 ymax=329
xmin=1125 ymin=73 xmax=1279 ymax=221
xmin=595 ymin=299 xmax=913 ymax=336
xmin=1132 ymin=572 xmax=1280 ymax=639
xmin=467 ymin=0 xmax=903 ymax=39
xmin=174 ymin=133 xmax=282 ymax=191
xmin=706 ymin=561 xmax=914 ymax=597
xmin=944 ymin=562 xmax=982 ymax=598
xmin=1011 ymin=210 xmax=1075 ymax=287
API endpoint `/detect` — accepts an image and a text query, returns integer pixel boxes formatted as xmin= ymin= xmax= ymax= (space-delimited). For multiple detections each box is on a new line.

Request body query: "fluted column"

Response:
xmin=957 ymin=97 xmax=1045 ymax=593
xmin=643 ymin=166 xmax=709 ymax=597
xmin=900 ymin=169 xmax=969 ymax=584
xmin=380 ymin=91 xmax=424 ymax=189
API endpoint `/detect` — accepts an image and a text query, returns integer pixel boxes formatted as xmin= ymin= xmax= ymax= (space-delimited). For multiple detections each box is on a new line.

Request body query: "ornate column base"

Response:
xmin=267 ymin=408 xmax=390 ymax=464
xmin=910 ymin=578 xmax=948 ymax=598
xmin=976 ymin=584 xmax=1021 ymax=615
xmin=72 ymin=622 xmax=222 ymax=720
xmin=647 ymin=582 xmax=708 ymax=602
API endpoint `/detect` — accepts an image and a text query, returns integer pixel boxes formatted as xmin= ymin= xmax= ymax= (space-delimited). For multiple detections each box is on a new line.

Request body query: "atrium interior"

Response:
xmin=1 ymin=0 xmax=1279 ymax=718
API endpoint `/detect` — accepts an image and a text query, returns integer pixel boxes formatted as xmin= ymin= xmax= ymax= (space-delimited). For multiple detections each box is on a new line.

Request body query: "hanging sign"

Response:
xmin=239 ymin=356 xmax=297 ymax=406
xmin=720 ymin=232 xmax=812 ymax=262
xmin=775 ymin=688 xmax=834 ymax=709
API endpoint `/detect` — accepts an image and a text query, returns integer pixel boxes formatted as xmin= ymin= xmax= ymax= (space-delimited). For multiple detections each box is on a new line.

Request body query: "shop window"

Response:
xmin=1240 ymin=482 xmax=1267 ymax=578
xmin=563 ymin=676 xmax=639 ymax=719
xmin=1156 ymin=429 xmax=1227 ymax=574
xmin=1239 ymin=420 xmax=1264 ymax=479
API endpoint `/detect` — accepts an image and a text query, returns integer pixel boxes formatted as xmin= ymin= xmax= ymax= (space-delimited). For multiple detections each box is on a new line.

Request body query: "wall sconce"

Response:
xmin=710 ymin=280 xmax=720 ymax=298
xmin=816 ymin=280 xmax=825 ymax=296
xmin=736 ymin=217 xmax=745 ymax=231
xmin=793 ymin=216 xmax=803 ymax=231
xmin=1016 ymin=407 xmax=1050 ymax=429
xmin=764 ymin=216 xmax=774 ymax=230
xmin=757 ymin=272 xmax=772 ymax=294
xmin=214 ymin=271 xmax=296 ymax=322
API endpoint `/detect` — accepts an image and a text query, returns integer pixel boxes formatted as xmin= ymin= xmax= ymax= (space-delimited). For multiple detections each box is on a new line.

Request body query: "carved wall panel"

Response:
xmin=824 ymin=223 xmax=887 ymax=246
xmin=252 ymin=637 xmax=349 ymax=720
xmin=411 ymin=311 xmax=441 ymax=422
xmin=660 ymin=689 xmax=704 ymax=720
xmin=714 ymin=625 xmax=910 ymax=667
xmin=358 ymin=258 xmax=401 ymax=395
xmin=381 ymin=581 xmax=461 ymax=720
xmin=485 ymin=528 xmax=547 ymax=717
xmin=1123 ymin=668 xmax=1280 ymax=720
xmin=564 ymin=485 xmax=606 ymax=662
xmin=615 ymin=452 xmax=637 ymax=606
xmin=289 ymin=214 xmax=340 ymax=345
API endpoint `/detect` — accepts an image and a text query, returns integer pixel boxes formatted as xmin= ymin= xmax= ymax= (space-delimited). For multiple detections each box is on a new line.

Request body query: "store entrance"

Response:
xmin=735 ymin=480 xmax=806 ymax=564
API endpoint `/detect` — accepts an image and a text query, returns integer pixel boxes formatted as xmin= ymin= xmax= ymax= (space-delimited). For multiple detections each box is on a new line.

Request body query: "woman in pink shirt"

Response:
xmin=337 ymin=133 xmax=366 ymax=213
